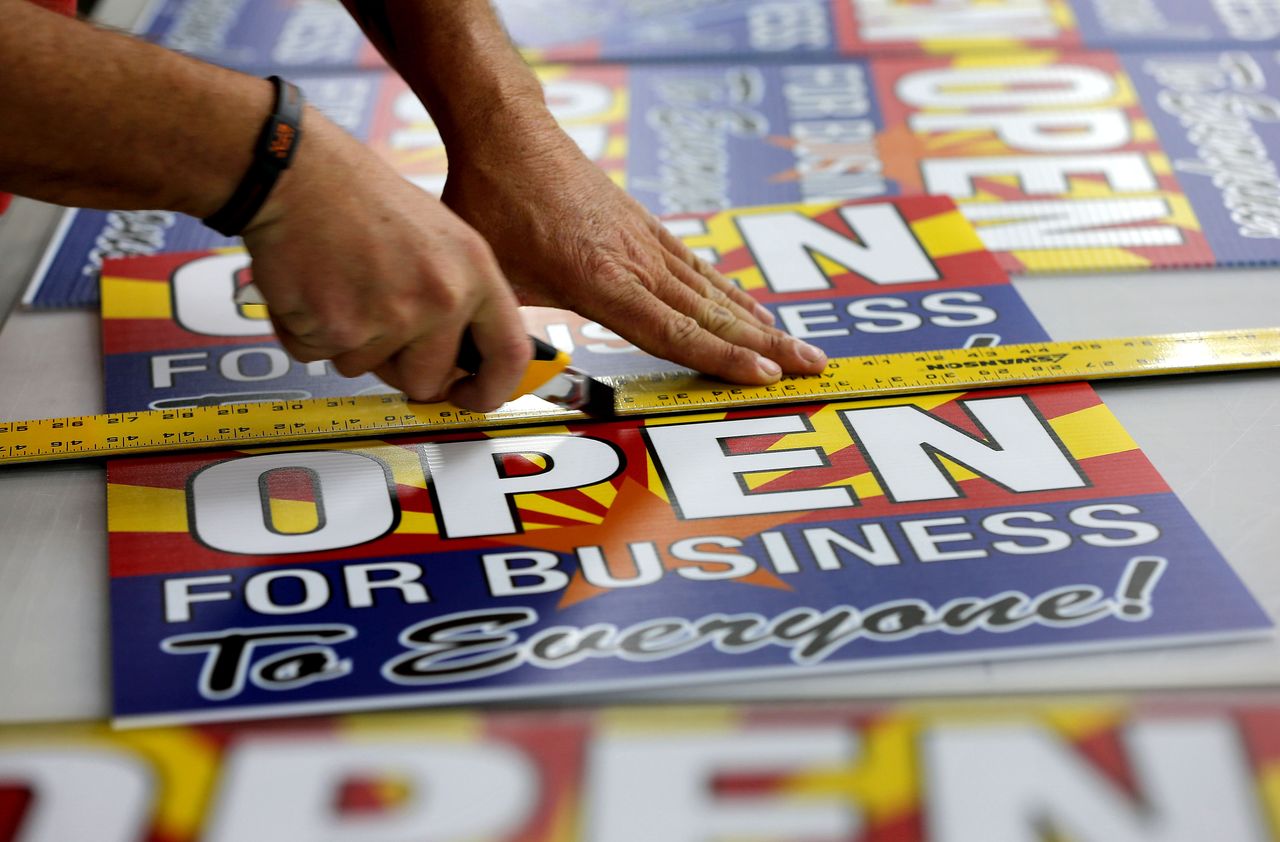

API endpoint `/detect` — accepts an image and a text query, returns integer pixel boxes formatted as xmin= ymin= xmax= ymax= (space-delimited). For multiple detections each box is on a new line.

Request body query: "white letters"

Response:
xmin=841 ymin=396 xmax=1086 ymax=503
xmin=736 ymin=204 xmax=939 ymax=292
xmin=927 ymin=720 xmax=1267 ymax=842
xmin=645 ymin=416 xmax=855 ymax=519
xmin=423 ymin=435 xmax=620 ymax=538
xmin=207 ymin=740 xmax=537 ymax=842
xmin=171 ymin=252 xmax=267 ymax=337
xmin=191 ymin=451 xmax=395 ymax=555
xmin=587 ymin=729 xmax=860 ymax=842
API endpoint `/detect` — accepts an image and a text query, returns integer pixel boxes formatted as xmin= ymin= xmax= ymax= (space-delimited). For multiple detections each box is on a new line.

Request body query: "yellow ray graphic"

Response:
xmin=1050 ymin=403 xmax=1139 ymax=461
xmin=646 ymin=456 xmax=670 ymax=502
xmin=922 ymin=36 xmax=1030 ymax=53
xmin=601 ymin=705 xmax=739 ymax=733
xmin=117 ymin=729 xmax=220 ymax=839
xmin=1014 ymin=248 xmax=1151 ymax=272
xmin=912 ymin=209 xmax=986 ymax=258
xmin=108 ymin=483 xmax=187 ymax=533
xmin=580 ymin=480 xmax=619 ymax=509
xmin=101 ymin=277 xmax=171 ymax=320
xmin=785 ymin=714 xmax=918 ymax=824
xmin=343 ymin=710 xmax=481 ymax=740
xmin=548 ymin=791 xmax=583 ymax=842
xmin=398 ymin=510 xmax=439 ymax=535
xmin=1164 ymin=193 xmax=1204 ymax=232
xmin=1259 ymin=764 xmax=1280 ymax=834
xmin=267 ymin=498 xmax=321 ymax=534
xmin=953 ymin=50 xmax=1061 ymax=69
xmin=516 ymin=493 xmax=605 ymax=525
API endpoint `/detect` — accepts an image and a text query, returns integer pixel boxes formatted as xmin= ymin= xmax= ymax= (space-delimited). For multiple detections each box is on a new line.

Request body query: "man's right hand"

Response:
xmin=240 ymin=110 xmax=532 ymax=414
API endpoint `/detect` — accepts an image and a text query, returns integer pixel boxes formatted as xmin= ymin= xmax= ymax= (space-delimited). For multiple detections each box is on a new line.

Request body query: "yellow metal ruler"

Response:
xmin=3 ymin=327 xmax=1279 ymax=466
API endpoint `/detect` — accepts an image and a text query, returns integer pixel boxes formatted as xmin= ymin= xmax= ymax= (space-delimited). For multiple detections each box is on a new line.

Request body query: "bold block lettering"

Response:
xmin=923 ymin=153 xmax=1158 ymax=198
xmin=164 ymin=574 xmax=234 ymax=623
xmin=483 ymin=551 xmax=570 ymax=597
xmin=840 ymin=396 xmax=1087 ymax=503
xmin=927 ymin=720 xmax=1267 ymax=841
xmin=962 ymin=199 xmax=1183 ymax=251
xmin=207 ymin=740 xmax=537 ymax=841
xmin=736 ymin=204 xmax=939 ymax=293
xmin=911 ymin=111 xmax=1131 ymax=153
xmin=423 ymin=435 xmax=620 ymax=538
xmin=151 ymin=352 xmax=207 ymax=389
xmin=587 ymin=729 xmax=860 ymax=842
xmin=344 ymin=561 xmax=430 ymax=608
xmin=190 ymin=451 xmax=396 ymax=555
xmin=645 ymin=416 xmax=855 ymax=519
xmin=897 ymin=65 xmax=1115 ymax=109
xmin=0 ymin=749 xmax=152 ymax=842
xmin=171 ymin=252 xmax=268 ymax=337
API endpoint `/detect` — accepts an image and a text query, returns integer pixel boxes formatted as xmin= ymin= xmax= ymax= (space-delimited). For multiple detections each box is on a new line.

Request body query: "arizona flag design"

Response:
xmin=106 ymin=381 xmax=1269 ymax=725
xmin=98 ymin=196 xmax=1048 ymax=407
xmin=7 ymin=697 xmax=1280 ymax=841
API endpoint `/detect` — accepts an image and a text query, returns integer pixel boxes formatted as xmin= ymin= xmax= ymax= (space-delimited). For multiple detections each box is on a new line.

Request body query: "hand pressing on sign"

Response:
xmin=343 ymin=0 xmax=829 ymax=386
xmin=439 ymin=111 xmax=829 ymax=384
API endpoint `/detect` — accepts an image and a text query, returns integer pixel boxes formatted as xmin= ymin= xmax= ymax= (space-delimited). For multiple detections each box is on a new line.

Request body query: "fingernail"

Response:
xmin=795 ymin=340 xmax=827 ymax=364
xmin=753 ymin=302 xmax=776 ymax=325
xmin=757 ymin=355 xmax=782 ymax=379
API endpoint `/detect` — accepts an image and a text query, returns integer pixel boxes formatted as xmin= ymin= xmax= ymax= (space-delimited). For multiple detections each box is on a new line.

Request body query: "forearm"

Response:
xmin=341 ymin=1 xmax=551 ymax=150
xmin=0 ymin=0 xmax=270 ymax=216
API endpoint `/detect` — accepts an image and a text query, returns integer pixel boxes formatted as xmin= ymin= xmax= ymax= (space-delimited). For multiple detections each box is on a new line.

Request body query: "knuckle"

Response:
xmin=665 ymin=313 xmax=704 ymax=347
xmin=699 ymin=301 xmax=738 ymax=335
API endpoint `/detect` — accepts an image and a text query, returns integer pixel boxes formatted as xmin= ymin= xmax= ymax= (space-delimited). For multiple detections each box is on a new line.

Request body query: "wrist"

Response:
xmin=203 ymin=75 xmax=303 ymax=237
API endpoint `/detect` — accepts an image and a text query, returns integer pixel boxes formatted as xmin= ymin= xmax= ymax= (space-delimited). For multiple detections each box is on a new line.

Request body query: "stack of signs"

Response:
xmin=137 ymin=0 xmax=1280 ymax=67
xmin=4 ymin=697 xmax=1280 ymax=839
xmin=28 ymin=50 xmax=1280 ymax=306
xmin=101 ymin=197 xmax=1270 ymax=726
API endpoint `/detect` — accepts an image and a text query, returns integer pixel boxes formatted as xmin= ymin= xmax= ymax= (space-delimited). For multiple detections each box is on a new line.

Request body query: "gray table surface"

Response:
xmin=3 ymin=0 xmax=1280 ymax=723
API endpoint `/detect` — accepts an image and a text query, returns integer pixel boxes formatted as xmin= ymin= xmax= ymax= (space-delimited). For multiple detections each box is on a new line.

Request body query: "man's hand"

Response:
xmin=441 ymin=112 xmax=828 ymax=384
xmin=242 ymin=112 xmax=531 ymax=413
xmin=342 ymin=0 xmax=828 ymax=386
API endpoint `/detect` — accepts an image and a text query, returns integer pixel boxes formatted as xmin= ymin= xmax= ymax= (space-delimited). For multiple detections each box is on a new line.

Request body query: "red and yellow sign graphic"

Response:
xmin=107 ymin=382 xmax=1154 ymax=578
xmin=874 ymin=51 xmax=1214 ymax=273
xmin=4 ymin=697 xmax=1280 ymax=840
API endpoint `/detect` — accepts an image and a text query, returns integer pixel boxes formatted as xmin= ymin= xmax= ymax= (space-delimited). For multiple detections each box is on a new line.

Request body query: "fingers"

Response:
xmin=656 ymin=223 xmax=776 ymax=327
xmin=447 ymin=296 xmax=533 ymax=413
xmin=656 ymin=249 xmax=828 ymax=376
xmin=597 ymin=279 xmax=785 ymax=385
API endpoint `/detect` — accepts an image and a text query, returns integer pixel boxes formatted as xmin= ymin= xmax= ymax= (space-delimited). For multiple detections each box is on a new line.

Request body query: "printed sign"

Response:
xmin=138 ymin=0 xmax=379 ymax=69
xmin=33 ymin=50 xmax=1280 ymax=307
xmin=99 ymin=196 xmax=1043 ymax=409
xmin=135 ymin=0 xmax=1280 ymax=67
xmin=5 ymin=697 xmax=1280 ymax=840
xmin=106 ymin=380 xmax=1270 ymax=724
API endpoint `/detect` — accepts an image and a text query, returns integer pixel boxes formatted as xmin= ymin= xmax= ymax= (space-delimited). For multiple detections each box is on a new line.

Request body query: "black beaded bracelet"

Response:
xmin=204 ymin=75 xmax=304 ymax=237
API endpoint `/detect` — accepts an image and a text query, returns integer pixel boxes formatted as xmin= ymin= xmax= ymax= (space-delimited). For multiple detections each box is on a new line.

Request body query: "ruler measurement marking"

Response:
xmin=2 ymin=328 xmax=1279 ymax=466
